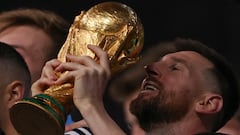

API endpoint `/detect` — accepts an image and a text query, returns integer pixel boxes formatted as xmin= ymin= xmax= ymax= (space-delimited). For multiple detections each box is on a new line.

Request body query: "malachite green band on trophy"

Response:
xmin=35 ymin=94 xmax=66 ymax=116
xmin=23 ymin=96 xmax=65 ymax=128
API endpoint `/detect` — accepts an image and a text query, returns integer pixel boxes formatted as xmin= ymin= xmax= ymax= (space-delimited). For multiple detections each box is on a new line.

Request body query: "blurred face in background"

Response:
xmin=0 ymin=25 xmax=56 ymax=83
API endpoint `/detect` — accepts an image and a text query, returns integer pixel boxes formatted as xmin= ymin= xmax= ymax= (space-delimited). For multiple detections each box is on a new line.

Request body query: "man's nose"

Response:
xmin=144 ymin=62 xmax=161 ymax=76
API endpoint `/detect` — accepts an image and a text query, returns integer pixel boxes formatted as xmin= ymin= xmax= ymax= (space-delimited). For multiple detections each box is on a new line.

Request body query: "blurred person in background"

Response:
xmin=0 ymin=42 xmax=31 ymax=135
xmin=0 ymin=8 xmax=70 ymax=84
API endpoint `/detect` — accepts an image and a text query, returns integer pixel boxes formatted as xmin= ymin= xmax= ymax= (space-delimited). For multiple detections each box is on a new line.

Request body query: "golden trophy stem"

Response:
xmin=10 ymin=2 xmax=144 ymax=135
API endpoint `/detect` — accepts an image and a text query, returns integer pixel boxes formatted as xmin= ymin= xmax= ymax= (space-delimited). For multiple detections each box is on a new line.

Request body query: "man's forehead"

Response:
xmin=161 ymin=51 xmax=214 ymax=67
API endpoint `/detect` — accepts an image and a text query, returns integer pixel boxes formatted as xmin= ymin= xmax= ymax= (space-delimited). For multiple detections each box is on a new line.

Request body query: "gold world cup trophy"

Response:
xmin=10 ymin=1 xmax=144 ymax=135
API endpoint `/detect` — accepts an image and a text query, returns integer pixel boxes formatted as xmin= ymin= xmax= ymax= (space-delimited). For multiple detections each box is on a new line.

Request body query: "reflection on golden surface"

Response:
xmin=58 ymin=1 xmax=144 ymax=73
xmin=45 ymin=1 xmax=144 ymax=114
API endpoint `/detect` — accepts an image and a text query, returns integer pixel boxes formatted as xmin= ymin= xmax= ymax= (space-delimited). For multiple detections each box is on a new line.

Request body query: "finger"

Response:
xmin=87 ymin=45 xmax=110 ymax=77
xmin=54 ymin=61 xmax=86 ymax=74
xmin=42 ymin=59 xmax=62 ymax=80
xmin=31 ymin=78 xmax=55 ymax=96
xmin=55 ymin=66 xmax=88 ymax=85
xmin=65 ymin=54 xmax=98 ymax=67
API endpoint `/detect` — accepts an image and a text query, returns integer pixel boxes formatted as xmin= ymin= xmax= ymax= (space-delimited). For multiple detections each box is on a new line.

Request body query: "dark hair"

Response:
xmin=160 ymin=38 xmax=240 ymax=131
xmin=0 ymin=42 xmax=31 ymax=97
xmin=0 ymin=8 xmax=70 ymax=58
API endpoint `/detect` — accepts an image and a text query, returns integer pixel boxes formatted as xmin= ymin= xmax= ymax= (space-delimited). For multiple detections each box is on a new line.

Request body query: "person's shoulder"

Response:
xmin=64 ymin=127 xmax=93 ymax=135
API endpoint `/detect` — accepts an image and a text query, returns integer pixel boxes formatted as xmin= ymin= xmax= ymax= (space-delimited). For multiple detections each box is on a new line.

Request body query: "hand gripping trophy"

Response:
xmin=10 ymin=1 xmax=144 ymax=135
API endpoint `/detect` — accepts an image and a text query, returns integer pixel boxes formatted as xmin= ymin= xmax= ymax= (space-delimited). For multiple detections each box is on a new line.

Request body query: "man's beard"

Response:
xmin=130 ymin=89 xmax=191 ymax=132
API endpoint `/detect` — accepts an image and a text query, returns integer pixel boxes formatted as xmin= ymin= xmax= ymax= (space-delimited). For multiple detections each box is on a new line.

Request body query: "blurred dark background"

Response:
xmin=1 ymin=0 xmax=240 ymax=75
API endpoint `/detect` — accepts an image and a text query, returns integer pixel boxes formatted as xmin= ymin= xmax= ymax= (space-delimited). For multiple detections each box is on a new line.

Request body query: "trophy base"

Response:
xmin=10 ymin=94 xmax=66 ymax=135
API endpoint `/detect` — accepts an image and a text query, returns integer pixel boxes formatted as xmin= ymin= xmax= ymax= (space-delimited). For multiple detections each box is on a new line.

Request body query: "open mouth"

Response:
xmin=144 ymin=83 xmax=157 ymax=91
xmin=141 ymin=78 xmax=159 ymax=92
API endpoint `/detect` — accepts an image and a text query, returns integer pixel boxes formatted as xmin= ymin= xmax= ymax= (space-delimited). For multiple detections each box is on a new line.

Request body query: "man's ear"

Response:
xmin=6 ymin=80 xmax=24 ymax=107
xmin=195 ymin=93 xmax=223 ymax=114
